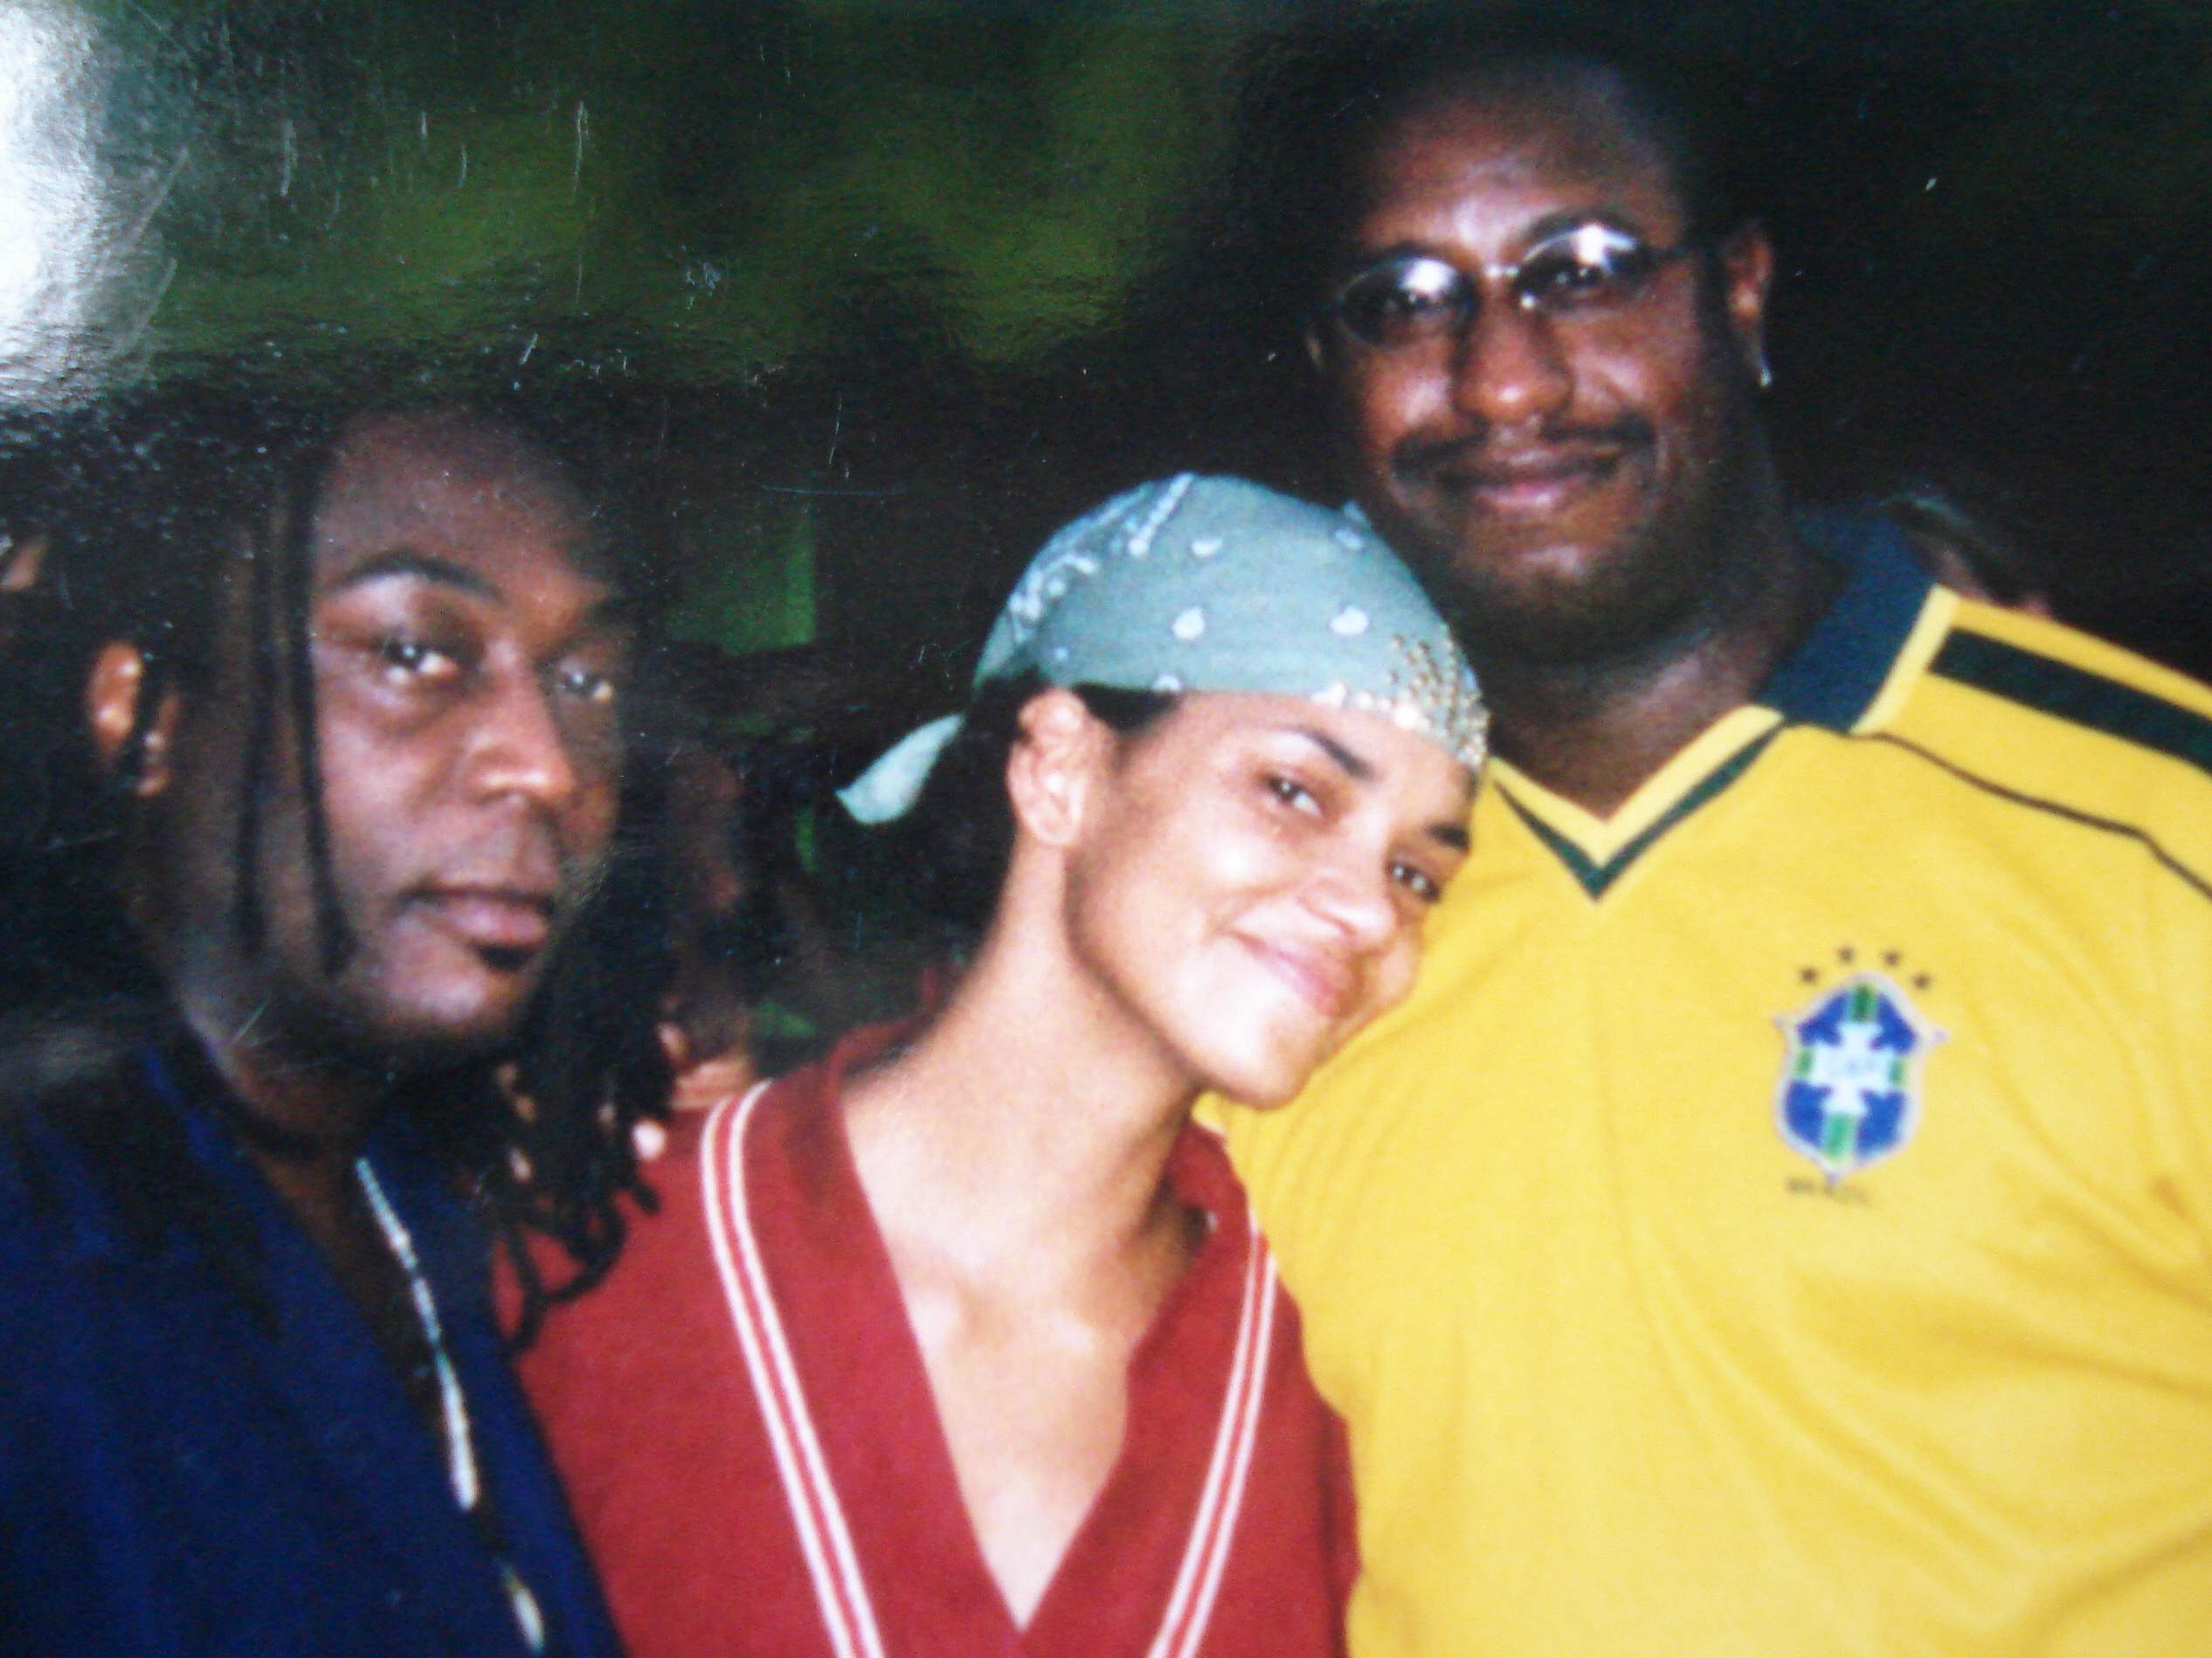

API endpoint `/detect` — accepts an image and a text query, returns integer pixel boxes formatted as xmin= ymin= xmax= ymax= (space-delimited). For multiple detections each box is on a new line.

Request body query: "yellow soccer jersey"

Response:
xmin=1224 ymin=516 xmax=2212 ymax=1658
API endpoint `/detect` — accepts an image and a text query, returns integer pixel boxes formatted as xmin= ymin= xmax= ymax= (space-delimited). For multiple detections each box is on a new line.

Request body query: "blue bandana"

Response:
xmin=841 ymin=473 xmax=1487 ymax=822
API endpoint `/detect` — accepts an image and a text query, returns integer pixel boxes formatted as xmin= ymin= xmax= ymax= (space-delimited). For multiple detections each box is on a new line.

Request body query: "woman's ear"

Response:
xmin=86 ymin=640 xmax=179 ymax=796
xmin=1005 ymin=687 xmax=1110 ymax=850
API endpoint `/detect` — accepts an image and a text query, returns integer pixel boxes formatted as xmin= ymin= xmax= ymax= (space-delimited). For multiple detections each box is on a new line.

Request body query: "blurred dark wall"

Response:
xmin=9 ymin=0 xmax=2212 ymax=678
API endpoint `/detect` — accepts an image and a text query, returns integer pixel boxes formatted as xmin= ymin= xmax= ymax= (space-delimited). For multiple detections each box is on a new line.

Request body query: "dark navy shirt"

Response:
xmin=0 ymin=1044 xmax=623 ymax=1658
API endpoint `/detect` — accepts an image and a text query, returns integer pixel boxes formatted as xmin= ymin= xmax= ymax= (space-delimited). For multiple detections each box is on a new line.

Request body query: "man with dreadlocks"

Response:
xmin=0 ymin=389 xmax=667 ymax=1657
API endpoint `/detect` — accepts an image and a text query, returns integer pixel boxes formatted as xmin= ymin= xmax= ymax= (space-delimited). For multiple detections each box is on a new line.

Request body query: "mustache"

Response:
xmin=1393 ymin=413 xmax=1658 ymax=476
xmin=406 ymin=825 xmax=613 ymax=919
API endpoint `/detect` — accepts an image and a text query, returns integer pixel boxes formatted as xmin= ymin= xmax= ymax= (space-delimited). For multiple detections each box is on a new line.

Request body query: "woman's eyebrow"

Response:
xmin=1289 ymin=728 xmax=1375 ymax=782
xmin=1426 ymin=819 xmax=1471 ymax=853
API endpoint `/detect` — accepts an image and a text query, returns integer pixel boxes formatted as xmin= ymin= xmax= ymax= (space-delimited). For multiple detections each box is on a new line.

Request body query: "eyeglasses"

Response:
xmin=1324 ymin=223 xmax=1697 ymax=351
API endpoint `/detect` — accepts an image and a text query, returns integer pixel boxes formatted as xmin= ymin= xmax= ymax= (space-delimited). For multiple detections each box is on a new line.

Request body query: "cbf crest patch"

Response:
xmin=1775 ymin=971 xmax=1944 ymax=1183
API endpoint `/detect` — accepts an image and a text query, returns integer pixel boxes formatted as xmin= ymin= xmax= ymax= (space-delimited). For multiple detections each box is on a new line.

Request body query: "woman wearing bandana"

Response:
xmin=518 ymin=476 xmax=1489 ymax=1658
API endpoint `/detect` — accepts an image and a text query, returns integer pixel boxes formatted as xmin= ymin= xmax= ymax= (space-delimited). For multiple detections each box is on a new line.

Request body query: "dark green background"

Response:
xmin=20 ymin=0 xmax=2212 ymax=674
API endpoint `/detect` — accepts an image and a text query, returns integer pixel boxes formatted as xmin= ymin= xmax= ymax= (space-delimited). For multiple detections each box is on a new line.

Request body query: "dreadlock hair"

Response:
xmin=881 ymin=673 xmax=1179 ymax=948
xmin=0 ymin=377 xmax=675 ymax=1343
xmin=0 ymin=388 xmax=306 ymax=1018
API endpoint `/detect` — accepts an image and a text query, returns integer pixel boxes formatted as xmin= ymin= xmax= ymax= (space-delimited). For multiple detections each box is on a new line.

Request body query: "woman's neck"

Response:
xmin=842 ymin=915 xmax=1200 ymax=1291
xmin=838 ymin=910 xmax=1207 ymax=1624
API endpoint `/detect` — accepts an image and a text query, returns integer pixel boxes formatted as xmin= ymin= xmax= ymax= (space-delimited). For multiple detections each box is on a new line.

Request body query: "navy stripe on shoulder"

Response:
xmin=1931 ymin=630 xmax=2212 ymax=777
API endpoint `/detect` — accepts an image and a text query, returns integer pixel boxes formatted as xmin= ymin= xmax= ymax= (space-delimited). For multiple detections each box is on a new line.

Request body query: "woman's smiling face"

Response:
xmin=1055 ymin=690 xmax=1475 ymax=1108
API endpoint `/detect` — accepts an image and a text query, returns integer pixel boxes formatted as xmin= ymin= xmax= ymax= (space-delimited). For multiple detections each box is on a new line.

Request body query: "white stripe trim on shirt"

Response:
xmin=702 ymin=1078 xmax=1275 ymax=1657
xmin=702 ymin=1082 xmax=887 ymax=1658
xmin=1145 ymin=1231 xmax=1277 ymax=1658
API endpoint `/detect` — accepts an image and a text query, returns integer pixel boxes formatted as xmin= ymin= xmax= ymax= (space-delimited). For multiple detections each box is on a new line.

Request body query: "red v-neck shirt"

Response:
xmin=517 ymin=1025 xmax=1357 ymax=1658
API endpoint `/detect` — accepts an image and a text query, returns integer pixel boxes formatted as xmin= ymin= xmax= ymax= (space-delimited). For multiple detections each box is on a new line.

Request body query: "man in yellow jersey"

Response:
xmin=1221 ymin=17 xmax=2212 ymax=1656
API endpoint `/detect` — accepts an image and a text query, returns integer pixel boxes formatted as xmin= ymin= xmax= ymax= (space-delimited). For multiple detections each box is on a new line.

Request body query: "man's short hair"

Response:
xmin=1241 ymin=7 xmax=1754 ymax=316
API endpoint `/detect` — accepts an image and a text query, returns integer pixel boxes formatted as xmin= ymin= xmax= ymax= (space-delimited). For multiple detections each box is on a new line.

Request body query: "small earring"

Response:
xmin=1757 ymin=352 xmax=1773 ymax=390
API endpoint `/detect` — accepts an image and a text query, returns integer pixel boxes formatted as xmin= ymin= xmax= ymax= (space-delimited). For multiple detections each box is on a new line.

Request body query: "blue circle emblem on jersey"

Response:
xmin=1774 ymin=971 xmax=1945 ymax=1183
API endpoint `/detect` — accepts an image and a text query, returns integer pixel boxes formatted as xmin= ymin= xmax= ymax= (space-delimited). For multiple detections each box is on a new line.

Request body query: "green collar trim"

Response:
xmin=1503 ymin=728 xmax=1780 ymax=899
